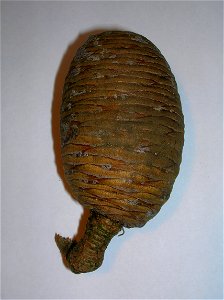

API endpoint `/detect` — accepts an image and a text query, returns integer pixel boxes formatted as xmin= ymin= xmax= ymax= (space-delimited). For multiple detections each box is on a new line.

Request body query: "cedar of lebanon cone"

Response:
xmin=55 ymin=31 xmax=184 ymax=273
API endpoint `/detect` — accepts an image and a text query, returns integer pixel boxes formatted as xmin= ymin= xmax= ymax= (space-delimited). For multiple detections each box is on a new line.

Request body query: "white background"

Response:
xmin=1 ymin=1 xmax=223 ymax=299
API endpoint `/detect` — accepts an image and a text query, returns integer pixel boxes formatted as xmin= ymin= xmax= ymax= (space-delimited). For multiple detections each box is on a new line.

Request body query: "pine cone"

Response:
xmin=55 ymin=31 xmax=184 ymax=273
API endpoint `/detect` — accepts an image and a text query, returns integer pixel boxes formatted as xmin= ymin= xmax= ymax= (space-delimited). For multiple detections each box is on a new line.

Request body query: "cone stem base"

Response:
xmin=55 ymin=211 xmax=122 ymax=273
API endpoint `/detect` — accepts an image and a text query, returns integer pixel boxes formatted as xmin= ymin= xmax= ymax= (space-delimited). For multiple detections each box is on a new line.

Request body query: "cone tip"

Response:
xmin=55 ymin=233 xmax=73 ymax=256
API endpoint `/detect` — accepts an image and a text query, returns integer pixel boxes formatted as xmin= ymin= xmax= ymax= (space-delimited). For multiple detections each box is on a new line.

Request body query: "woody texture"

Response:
xmin=55 ymin=31 xmax=184 ymax=274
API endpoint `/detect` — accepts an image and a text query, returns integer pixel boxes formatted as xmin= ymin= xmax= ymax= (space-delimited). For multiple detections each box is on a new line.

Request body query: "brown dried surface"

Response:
xmin=55 ymin=211 xmax=122 ymax=273
xmin=61 ymin=31 xmax=184 ymax=228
